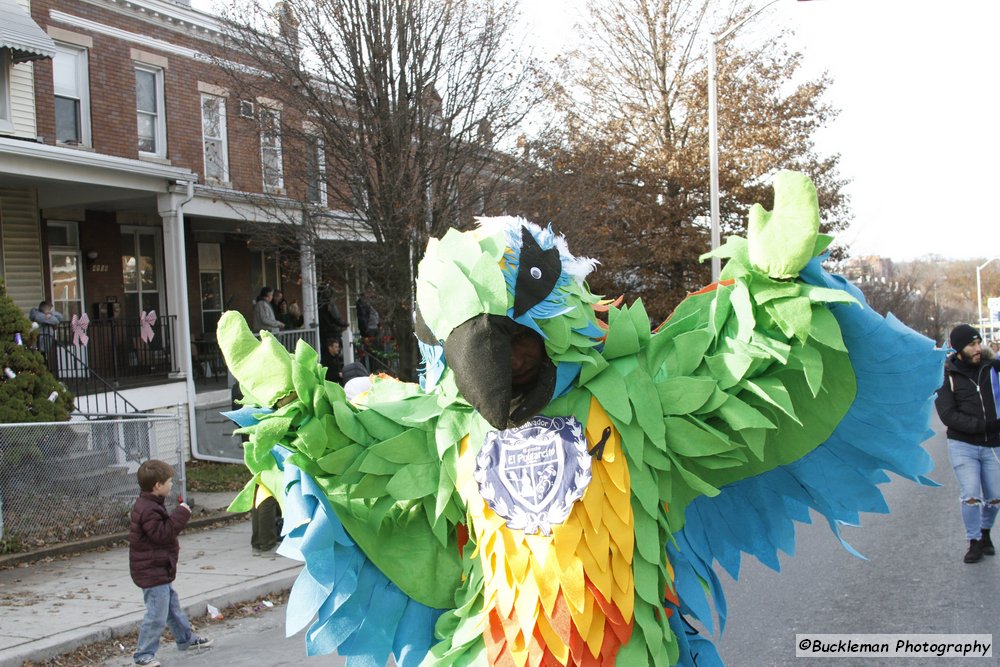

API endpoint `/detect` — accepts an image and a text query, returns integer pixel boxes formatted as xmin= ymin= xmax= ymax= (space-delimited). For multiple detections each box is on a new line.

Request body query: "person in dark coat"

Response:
xmin=356 ymin=293 xmax=380 ymax=338
xmin=324 ymin=338 xmax=344 ymax=384
xmin=232 ymin=384 xmax=282 ymax=556
xmin=936 ymin=324 xmax=1000 ymax=564
xmin=129 ymin=460 xmax=213 ymax=665
xmin=318 ymin=290 xmax=349 ymax=345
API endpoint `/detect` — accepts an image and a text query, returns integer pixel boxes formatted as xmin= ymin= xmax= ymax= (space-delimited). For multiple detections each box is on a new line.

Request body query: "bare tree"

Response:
xmin=213 ymin=0 xmax=539 ymax=378
xmin=515 ymin=0 xmax=849 ymax=317
xmin=841 ymin=256 xmax=1000 ymax=345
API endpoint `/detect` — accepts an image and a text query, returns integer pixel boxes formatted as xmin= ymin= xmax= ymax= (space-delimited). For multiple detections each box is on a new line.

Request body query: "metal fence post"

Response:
xmin=176 ymin=403 xmax=186 ymax=502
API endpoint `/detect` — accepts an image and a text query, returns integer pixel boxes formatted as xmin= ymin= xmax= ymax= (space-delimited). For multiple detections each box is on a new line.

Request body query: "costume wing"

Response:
xmin=660 ymin=259 xmax=942 ymax=665
xmin=218 ymin=314 xmax=470 ymax=665
xmin=584 ymin=171 xmax=943 ymax=666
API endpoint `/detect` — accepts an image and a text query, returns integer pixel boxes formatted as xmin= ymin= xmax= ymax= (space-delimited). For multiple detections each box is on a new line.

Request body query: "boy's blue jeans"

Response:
xmin=133 ymin=583 xmax=194 ymax=662
xmin=947 ymin=439 xmax=1000 ymax=541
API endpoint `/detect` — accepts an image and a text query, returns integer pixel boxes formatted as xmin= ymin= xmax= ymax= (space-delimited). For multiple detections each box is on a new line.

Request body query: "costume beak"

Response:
xmin=444 ymin=314 xmax=556 ymax=430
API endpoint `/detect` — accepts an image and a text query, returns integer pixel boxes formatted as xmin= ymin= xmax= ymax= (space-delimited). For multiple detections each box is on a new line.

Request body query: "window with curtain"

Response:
xmin=53 ymin=43 xmax=91 ymax=146
xmin=198 ymin=243 xmax=223 ymax=334
xmin=260 ymin=107 xmax=283 ymax=191
xmin=135 ymin=65 xmax=165 ymax=156
xmin=201 ymin=93 xmax=228 ymax=182
xmin=305 ymin=135 xmax=326 ymax=205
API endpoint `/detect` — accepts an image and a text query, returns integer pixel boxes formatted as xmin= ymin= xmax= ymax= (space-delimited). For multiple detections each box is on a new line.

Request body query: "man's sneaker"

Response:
xmin=135 ymin=658 xmax=160 ymax=667
xmin=187 ymin=636 xmax=214 ymax=649
xmin=980 ymin=529 xmax=995 ymax=556
xmin=964 ymin=539 xmax=984 ymax=563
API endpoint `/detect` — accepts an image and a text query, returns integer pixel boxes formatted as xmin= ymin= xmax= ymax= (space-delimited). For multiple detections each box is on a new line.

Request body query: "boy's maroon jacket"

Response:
xmin=128 ymin=492 xmax=191 ymax=588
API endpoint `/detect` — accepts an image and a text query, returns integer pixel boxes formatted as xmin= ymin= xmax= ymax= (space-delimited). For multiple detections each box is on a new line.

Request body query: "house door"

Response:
xmin=47 ymin=221 xmax=84 ymax=318
xmin=120 ymin=227 xmax=164 ymax=318
xmin=49 ymin=250 xmax=84 ymax=319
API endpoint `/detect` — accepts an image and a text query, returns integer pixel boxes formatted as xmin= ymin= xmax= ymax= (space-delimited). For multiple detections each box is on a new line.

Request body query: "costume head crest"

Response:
xmin=414 ymin=216 xmax=605 ymax=426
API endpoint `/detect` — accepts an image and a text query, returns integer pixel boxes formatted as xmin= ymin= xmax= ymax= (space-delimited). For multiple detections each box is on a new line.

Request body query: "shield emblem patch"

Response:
xmin=474 ymin=416 xmax=592 ymax=535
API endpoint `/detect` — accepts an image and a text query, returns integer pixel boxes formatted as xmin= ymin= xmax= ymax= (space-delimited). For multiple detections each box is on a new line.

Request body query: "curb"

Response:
xmin=0 ymin=511 xmax=249 ymax=570
xmin=0 ymin=567 xmax=299 ymax=667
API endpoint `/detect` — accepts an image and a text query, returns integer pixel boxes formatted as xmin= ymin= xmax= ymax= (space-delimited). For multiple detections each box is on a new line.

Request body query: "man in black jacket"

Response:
xmin=935 ymin=324 xmax=1000 ymax=563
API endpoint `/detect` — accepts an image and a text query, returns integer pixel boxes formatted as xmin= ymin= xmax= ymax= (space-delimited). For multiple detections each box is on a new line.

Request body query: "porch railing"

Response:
xmin=44 ymin=315 xmax=179 ymax=391
xmin=353 ymin=335 xmax=400 ymax=376
xmin=191 ymin=325 xmax=319 ymax=388
xmin=57 ymin=344 xmax=140 ymax=415
xmin=273 ymin=326 xmax=319 ymax=354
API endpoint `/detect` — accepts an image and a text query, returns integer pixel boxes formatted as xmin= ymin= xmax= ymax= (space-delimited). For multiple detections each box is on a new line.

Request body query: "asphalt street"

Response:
xmin=717 ymin=418 xmax=1000 ymax=666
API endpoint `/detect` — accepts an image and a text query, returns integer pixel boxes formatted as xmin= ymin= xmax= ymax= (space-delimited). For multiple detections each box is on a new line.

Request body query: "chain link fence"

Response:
xmin=0 ymin=412 xmax=185 ymax=553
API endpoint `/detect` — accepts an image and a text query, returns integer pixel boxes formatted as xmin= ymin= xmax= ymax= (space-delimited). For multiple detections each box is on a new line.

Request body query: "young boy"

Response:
xmin=129 ymin=460 xmax=212 ymax=666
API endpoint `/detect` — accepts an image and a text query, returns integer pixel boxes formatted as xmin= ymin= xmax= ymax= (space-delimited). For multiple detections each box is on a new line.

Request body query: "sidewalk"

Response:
xmin=0 ymin=493 xmax=302 ymax=667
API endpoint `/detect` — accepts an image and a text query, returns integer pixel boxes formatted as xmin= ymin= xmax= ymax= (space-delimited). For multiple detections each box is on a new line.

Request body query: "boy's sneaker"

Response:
xmin=980 ymin=529 xmax=995 ymax=556
xmin=135 ymin=658 xmax=160 ymax=667
xmin=185 ymin=636 xmax=214 ymax=650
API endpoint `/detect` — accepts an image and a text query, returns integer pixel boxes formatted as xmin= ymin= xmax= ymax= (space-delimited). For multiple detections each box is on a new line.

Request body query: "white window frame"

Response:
xmin=52 ymin=42 xmax=91 ymax=147
xmin=306 ymin=135 xmax=327 ymax=206
xmin=0 ymin=48 xmax=12 ymax=132
xmin=47 ymin=220 xmax=85 ymax=320
xmin=259 ymin=106 xmax=284 ymax=192
xmin=121 ymin=226 xmax=166 ymax=317
xmin=197 ymin=243 xmax=224 ymax=334
xmin=200 ymin=93 xmax=229 ymax=183
xmin=135 ymin=64 xmax=166 ymax=157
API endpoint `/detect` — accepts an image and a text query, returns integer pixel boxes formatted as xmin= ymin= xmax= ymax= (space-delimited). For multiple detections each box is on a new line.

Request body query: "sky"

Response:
xmin=517 ymin=0 xmax=1000 ymax=263
xmin=193 ymin=0 xmax=999 ymax=263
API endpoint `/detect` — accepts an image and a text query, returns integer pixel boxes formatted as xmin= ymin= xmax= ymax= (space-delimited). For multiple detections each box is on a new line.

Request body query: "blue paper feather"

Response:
xmin=270 ymin=448 xmax=441 ymax=665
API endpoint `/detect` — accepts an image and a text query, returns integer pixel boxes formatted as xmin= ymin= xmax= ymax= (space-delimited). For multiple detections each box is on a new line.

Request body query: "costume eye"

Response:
xmin=513 ymin=227 xmax=561 ymax=317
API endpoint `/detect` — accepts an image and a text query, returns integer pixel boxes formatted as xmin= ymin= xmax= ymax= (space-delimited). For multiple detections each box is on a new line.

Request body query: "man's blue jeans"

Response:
xmin=133 ymin=584 xmax=193 ymax=662
xmin=947 ymin=439 xmax=1000 ymax=541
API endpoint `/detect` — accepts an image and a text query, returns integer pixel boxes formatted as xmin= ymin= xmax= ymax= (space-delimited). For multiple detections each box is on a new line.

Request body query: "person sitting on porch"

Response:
xmin=252 ymin=287 xmax=284 ymax=334
xmin=29 ymin=301 xmax=63 ymax=358
xmin=284 ymin=301 xmax=304 ymax=329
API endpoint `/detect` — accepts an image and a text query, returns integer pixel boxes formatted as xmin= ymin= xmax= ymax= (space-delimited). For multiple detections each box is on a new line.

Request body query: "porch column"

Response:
xmin=158 ymin=183 xmax=197 ymax=451
xmin=299 ymin=231 xmax=319 ymax=331
xmin=343 ymin=277 xmax=355 ymax=364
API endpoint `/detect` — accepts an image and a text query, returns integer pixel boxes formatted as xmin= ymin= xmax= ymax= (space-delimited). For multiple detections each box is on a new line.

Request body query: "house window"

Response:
xmin=249 ymin=251 xmax=280 ymax=294
xmin=260 ymin=107 xmax=283 ymax=191
xmin=305 ymin=135 xmax=326 ymax=205
xmin=53 ymin=43 xmax=91 ymax=146
xmin=47 ymin=221 xmax=83 ymax=319
xmin=135 ymin=65 xmax=166 ymax=156
xmin=0 ymin=48 xmax=12 ymax=132
xmin=121 ymin=228 xmax=163 ymax=318
xmin=198 ymin=243 xmax=224 ymax=334
xmin=201 ymin=93 xmax=228 ymax=182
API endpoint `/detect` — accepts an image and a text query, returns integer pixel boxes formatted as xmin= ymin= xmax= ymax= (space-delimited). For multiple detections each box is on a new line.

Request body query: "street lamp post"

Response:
xmin=976 ymin=257 xmax=999 ymax=336
xmin=707 ymin=0 xmax=780 ymax=282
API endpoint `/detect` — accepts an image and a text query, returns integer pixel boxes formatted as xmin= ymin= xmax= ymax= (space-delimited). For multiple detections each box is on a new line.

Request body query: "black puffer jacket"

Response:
xmin=935 ymin=353 xmax=1000 ymax=447
xmin=128 ymin=492 xmax=190 ymax=588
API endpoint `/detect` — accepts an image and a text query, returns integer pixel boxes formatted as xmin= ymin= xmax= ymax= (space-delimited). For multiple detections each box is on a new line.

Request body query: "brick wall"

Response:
xmin=78 ymin=212 xmax=125 ymax=317
xmin=30 ymin=0 xmax=291 ymax=197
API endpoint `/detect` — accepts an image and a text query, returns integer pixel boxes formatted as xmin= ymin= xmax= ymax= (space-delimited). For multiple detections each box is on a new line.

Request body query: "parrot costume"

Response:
xmin=219 ymin=171 xmax=943 ymax=666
